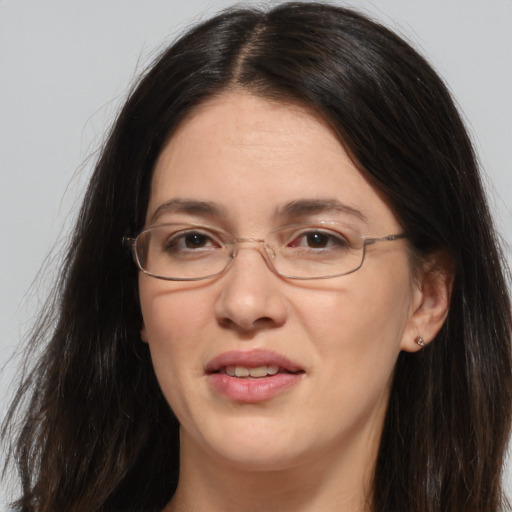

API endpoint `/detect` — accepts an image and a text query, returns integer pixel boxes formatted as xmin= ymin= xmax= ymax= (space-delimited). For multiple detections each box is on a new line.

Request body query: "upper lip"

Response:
xmin=205 ymin=349 xmax=304 ymax=374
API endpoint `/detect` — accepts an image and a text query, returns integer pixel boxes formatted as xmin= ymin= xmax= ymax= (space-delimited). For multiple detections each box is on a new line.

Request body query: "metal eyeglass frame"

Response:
xmin=122 ymin=222 xmax=408 ymax=281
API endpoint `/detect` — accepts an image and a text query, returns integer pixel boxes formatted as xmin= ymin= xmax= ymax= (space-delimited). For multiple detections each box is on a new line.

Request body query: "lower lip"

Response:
xmin=208 ymin=373 xmax=303 ymax=403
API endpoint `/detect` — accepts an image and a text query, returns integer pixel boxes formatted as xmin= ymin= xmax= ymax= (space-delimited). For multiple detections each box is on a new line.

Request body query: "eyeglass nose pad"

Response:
xmin=264 ymin=243 xmax=276 ymax=259
xmin=229 ymin=244 xmax=239 ymax=259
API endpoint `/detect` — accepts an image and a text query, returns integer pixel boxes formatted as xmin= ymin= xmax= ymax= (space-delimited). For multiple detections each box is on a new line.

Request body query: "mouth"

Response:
xmin=215 ymin=364 xmax=303 ymax=378
xmin=205 ymin=350 xmax=305 ymax=402
xmin=205 ymin=349 xmax=304 ymax=377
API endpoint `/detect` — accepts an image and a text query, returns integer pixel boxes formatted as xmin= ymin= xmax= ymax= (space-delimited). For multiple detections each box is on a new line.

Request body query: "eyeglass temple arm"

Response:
xmin=122 ymin=236 xmax=137 ymax=248
xmin=364 ymin=233 xmax=408 ymax=246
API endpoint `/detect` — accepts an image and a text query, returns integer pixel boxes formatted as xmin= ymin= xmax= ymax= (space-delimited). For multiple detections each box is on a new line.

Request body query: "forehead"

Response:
xmin=148 ymin=92 xmax=399 ymax=233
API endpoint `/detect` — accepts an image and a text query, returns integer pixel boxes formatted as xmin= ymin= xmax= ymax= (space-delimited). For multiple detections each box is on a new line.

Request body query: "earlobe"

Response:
xmin=140 ymin=324 xmax=149 ymax=343
xmin=401 ymin=257 xmax=454 ymax=353
xmin=414 ymin=336 xmax=425 ymax=347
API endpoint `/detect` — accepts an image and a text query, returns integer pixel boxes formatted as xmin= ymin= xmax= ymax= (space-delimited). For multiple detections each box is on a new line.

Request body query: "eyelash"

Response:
xmin=163 ymin=227 xmax=352 ymax=253
xmin=286 ymin=230 xmax=350 ymax=250
xmin=165 ymin=231 xmax=221 ymax=251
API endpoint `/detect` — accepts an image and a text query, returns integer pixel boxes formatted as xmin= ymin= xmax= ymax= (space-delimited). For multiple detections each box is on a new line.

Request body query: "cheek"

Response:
xmin=294 ymin=269 xmax=413 ymax=381
xmin=141 ymin=286 xmax=210 ymax=345
xmin=139 ymin=263 xmax=226 ymax=338
xmin=138 ymin=281 xmax=213 ymax=406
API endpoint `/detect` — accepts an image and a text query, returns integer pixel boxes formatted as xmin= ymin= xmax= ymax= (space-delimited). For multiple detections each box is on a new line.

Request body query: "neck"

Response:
xmin=164 ymin=428 xmax=379 ymax=512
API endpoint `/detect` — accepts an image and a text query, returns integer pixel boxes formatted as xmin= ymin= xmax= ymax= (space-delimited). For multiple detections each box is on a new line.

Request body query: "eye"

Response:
xmin=163 ymin=229 xmax=222 ymax=252
xmin=181 ymin=232 xmax=212 ymax=249
xmin=288 ymin=229 xmax=350 ymax=250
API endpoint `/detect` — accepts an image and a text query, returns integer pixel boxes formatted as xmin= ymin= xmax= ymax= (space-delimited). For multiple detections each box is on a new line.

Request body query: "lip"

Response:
xmin=206 ymin=349 xmax=305 ymax=403
xmin=206 ymin=349 xmax=303 ymax=373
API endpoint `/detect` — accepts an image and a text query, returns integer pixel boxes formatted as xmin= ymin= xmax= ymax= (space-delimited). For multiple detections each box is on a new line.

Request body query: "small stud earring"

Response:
xmin=415 ymin=336 xmax=425 ymax=347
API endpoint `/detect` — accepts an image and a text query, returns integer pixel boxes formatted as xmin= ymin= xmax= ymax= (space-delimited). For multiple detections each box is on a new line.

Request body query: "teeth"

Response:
xmin=224 ymin=365 xmax=281 ymax=378
xmin=267 ymin=365 xmax=279 ymax=375
xmin=234 ymin=366 xmax=250 ymax=377
xmin=249 ymin=366 xmax=268 ymax=378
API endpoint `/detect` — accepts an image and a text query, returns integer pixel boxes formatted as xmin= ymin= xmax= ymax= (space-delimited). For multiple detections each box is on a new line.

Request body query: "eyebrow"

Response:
xmin=149 ymin=198 xmax=227 ymax=223
xmin=278 ymin=199 xmax=368 ymax=223
xmin=149 ymin=197 xmax=368 ymax=225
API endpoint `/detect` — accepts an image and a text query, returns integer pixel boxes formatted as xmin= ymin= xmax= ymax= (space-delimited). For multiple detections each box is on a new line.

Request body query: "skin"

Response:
xmin=139 ymin=92 xmax=451 ymax=512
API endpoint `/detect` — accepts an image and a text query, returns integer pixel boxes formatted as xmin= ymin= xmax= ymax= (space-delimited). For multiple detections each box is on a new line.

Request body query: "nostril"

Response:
xmin=216 ymin=315 xmax=277 ymax=334
xmin=254 ymin=316 xmax=274 ymax=327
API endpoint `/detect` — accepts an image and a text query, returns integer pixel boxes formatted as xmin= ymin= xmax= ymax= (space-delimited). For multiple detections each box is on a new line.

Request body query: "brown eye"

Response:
xmin=288 ymin=230 xmax=350 ymax=250
xmin=163 ymin=229 xmax=221 ymax=253
xmin=183 ymin=233 xmax=211 ymax=249
xmin=305 ymin=232 xmax=330 ymax=248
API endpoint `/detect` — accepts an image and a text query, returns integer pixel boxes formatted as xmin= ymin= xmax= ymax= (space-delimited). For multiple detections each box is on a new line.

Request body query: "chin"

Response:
xmin=186 ymin=419 xmax=313 ymax=472
xmin=210 ymin=443 xmax=306 ymax=472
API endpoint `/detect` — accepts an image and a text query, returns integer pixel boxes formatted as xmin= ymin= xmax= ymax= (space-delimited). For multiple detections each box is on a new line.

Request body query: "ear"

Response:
xmin=401 ymin=254 xmax=454 ymax=353
xmin=140 ymin=324 xmax=149 ymax=343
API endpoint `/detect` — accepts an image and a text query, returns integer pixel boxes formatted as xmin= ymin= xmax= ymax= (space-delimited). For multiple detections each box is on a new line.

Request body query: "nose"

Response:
xmin=213 ymin=243 xmax=287 ymax=332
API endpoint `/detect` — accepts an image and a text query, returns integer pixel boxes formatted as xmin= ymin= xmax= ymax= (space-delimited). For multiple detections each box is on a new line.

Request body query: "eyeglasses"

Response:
xmin=122 ymin=222 xmax=407 ymax=281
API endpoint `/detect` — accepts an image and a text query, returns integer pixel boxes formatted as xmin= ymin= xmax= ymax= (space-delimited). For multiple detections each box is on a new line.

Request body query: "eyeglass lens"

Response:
xmin=134 ymin=223 xmax=366 ymax=280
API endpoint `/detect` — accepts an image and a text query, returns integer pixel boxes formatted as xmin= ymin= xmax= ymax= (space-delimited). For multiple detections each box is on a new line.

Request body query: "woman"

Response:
xmin=2 ymin=2 xmax=511 ymax=511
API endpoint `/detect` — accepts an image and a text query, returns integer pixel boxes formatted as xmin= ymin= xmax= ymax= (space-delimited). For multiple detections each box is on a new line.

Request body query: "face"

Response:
xmin=139 ymin=92 xmax=422 ymax=473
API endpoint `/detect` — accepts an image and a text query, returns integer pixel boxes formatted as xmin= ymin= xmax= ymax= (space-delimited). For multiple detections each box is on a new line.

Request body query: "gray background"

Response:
xmin=1 ymin=0 xmax=511 ymax=503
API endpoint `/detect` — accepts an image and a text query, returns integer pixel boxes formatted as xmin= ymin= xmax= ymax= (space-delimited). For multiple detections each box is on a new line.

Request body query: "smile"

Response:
xmin=223 ymin=365 xmax=298 ymax=378
xmin=206 ymin=350 xmax=305 ymax=402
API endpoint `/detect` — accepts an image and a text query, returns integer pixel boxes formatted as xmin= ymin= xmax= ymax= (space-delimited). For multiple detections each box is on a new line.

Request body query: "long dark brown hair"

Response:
xmin=2 ymin=3 xmax=511 ymax=511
